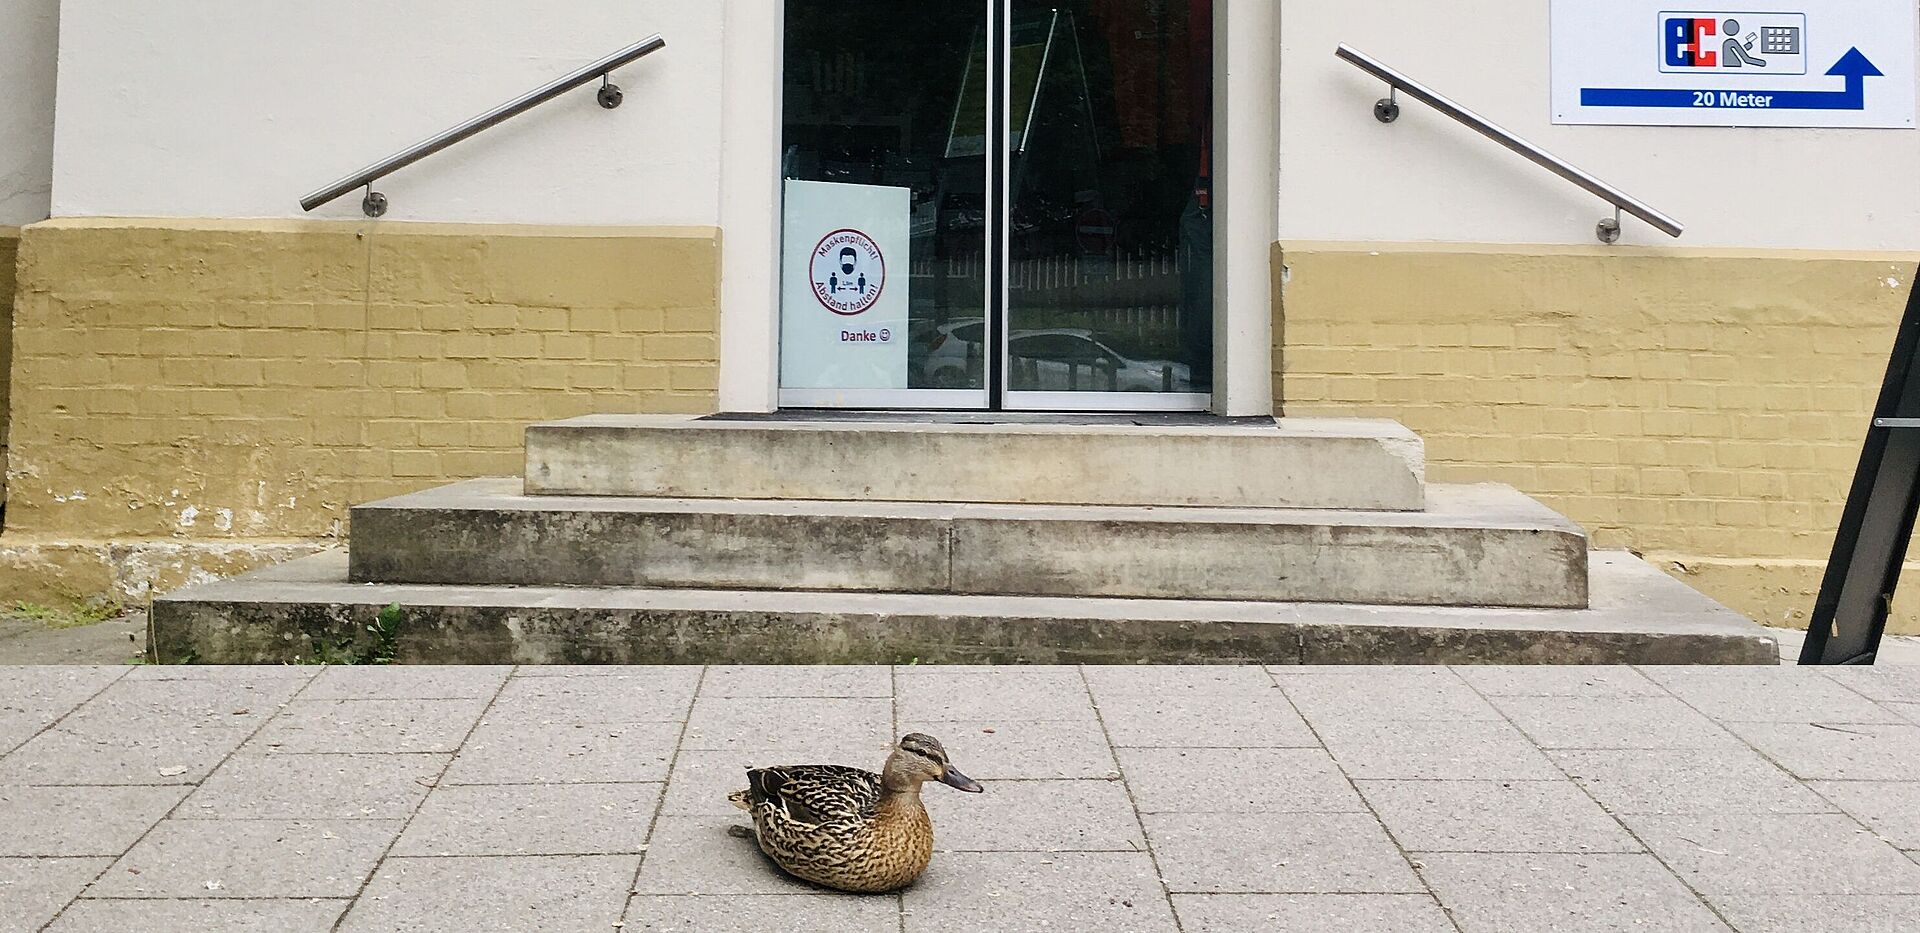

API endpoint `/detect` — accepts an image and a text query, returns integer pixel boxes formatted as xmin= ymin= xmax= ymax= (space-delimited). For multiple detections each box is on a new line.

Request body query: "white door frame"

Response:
xmin=716 ymin=0 xmax=1276 ymax=416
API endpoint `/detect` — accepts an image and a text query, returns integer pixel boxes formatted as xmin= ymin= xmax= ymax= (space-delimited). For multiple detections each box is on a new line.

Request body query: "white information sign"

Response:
xmin=1551 ymin=0 xmax=1916 ymax=128
xmin=779 ymin=180 xmax=912 ymax=390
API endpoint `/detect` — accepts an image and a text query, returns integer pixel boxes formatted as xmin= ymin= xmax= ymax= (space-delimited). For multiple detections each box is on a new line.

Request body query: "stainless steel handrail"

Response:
xmin=300 ymin=35 xmax=667 ymax=216
xmin=1335 ymin=44 xmax=1683 ymax=243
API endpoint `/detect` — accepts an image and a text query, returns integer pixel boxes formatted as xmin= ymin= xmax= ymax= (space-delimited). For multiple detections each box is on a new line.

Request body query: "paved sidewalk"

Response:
xmin=0 ymin=614 xmax=145 ymax=667
xmin=5 ymin=665 xmax=1920 ymax=932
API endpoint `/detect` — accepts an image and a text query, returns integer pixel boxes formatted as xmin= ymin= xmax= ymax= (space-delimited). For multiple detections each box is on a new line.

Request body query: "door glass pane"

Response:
xmin=1005 ymin=0 xmax=1213 ymax=396
xmin=780 ymin=1 xmax=990 ymax=397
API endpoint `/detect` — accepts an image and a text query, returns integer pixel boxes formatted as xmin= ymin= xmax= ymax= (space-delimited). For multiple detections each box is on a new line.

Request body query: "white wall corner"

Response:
xmin=0 ymin=0 xmax=60 ymax=226
xmin=716 ymin=0 xmax=783 ymax=414
xmin=1212 ymin=0 xmax=1281 ymax=417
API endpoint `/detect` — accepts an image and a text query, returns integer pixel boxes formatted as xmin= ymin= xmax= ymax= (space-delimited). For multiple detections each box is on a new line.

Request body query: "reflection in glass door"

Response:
xmin=778 ymin=0 xmax=1213 ymax=411
xmin=1003 ymin=0 xmax=1213 ymax=410
xmin=779 ymin=1 xmax=993 ymax=408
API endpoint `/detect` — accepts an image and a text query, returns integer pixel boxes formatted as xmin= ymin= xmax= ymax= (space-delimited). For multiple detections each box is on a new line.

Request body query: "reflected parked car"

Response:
xmin=920 ymin=319 xmax=988 ymax=388
xmin=1008 ymin=328 xmax=1192 ymax=393
xmin=922 ymin=322 xmax=1193 ymax=392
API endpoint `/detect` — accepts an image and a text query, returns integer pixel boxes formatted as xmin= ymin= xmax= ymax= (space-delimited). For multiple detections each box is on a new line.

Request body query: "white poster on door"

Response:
xmin=780 ymin=180 xmax=912 ymax=390
xmin=1550 ymin=0 xmax=1917 ymax=128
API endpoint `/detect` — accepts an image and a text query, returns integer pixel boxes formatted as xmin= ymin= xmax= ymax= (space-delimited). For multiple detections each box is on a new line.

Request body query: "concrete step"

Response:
xmin=348 ymin=479 xmax=1589 ymax=608
xmin=150 ymin=551 xmax=1777 ymax=665
xmin=523 ymin=414 xmax=1427 ymax=510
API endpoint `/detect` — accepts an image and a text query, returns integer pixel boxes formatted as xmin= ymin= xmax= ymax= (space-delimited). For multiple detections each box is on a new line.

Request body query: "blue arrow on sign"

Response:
xmin=1582 ymin=47 xmax=1883 ymax=111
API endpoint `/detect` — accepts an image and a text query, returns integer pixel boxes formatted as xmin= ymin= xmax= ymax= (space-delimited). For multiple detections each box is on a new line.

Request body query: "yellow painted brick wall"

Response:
xmin=1277 ymin=242 xmax=1920 ymax=632
xmin=4 ymin=218 xmax=719 ymax=551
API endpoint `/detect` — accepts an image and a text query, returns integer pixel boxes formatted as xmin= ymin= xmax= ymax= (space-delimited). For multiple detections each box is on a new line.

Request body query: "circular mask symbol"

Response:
xmin=810 ymin=229 xmax=886 ymax=316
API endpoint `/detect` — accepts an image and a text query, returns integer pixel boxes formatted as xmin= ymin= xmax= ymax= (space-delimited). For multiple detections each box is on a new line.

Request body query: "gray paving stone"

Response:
xmin=393 ymin=782 xmax=661 ymax=856
xmin=91 ymin=818 xmax=400 ymax=898
xmin=625 ymin=894 xmax=899 ymax=932
xmin=1550 ymin=747 xmax=1835 ymax=815
xmin=1358 ymin=780 xmax=1642 ymax=853
xmin=0 ymin=666 xmax=125 ymax=703
xmin=46 ymin=898 xmax=348 ymax=932
xmin=443 ymin=720 xmax=680 ymax=785
xmin=1270 ymin=665 xmax=1457 ymax=676
xmin=1315 ymin=719 xmax=1560 ymax=780
xmin=338 ymin=855 xmax=637 ymax=933
xmin=122 ymin=665 xmax=317 ymax=682
xmin=0 ymin=702 xmax=63 ymax=758
xmin=930 ymin=778 xmax=1141 ymax=852
xmin=1887 ymin=703 xmax=1920 ymax=726
xmin=1643 ymin=666 xmax=1903 ymax=723
xmin=1117 ymin=747 xmax=1363 ymax=813
xmin=903 ymin=851 xmax=1179 ymax=932
xmin=1083 ymin=664 xmax=1279 ymax=696
xmin=0 ymin=668 xmax=124 ymax=754
xmin=1726 ymin=721 xmax=1920 ymax=781
xmin=1278 ymin=669 xmax=1502 ymax=722
xmin=634 ymin=814 xmax=821 ymax=894
xmin=681 ymin=696 xmax=893 ymax=755
xmin=895 ymin=664 xmax=1081 ymax=676
xmin=75 ymin=676 xmax=305 ymax=729
xmin=30 ymin=664 xmax=1920 ymax=930
xmin=0 ymin=675 xmax=295 ymax=783
xmin=1144 ymin=812 xmax=1423 ymax=894
xmin=0 ymin=785 xmax=187 ymax=855
xmin=1454 ymin=665 xmax=1667 ymax=698
xmin=1817 ymin=667 xmax=1920 ymax=703
xmin=0 ymin=857 xmax=112 ymax=932
xmin=248 ymin=698 xmax=489 ymax=754
xmin=1417 ymin=852 xmax=1729 ymax=932
xmin=705 ymin=665 xmax=892 ymax=697
xmin=486 ymin=672 xmax=696 ymax=724
xmin=0 ymin=723 xmax=250 ymax=785
xmin=513 ymin=664 xmax=704 ymax=680
xmin=897 ymin=719 xmax=1119 ymax=780
xmin=894 ymin=668 xmax=1095 ymax=722
xmin=1491 ymin=695 xmax=1739 ymax=749
xmin=1171 ymin=893 xmax=1454 ymax=932
xmin=1708 ymin=894 xmax=1920 ymax=932
xmin=1626 ymin=813 xmax=1920 ymax=894
xmin=301 ymin=665 xmax=512 ymax=700
xmin=1093 ymin=688 xmax=1319 ymax=748
xmin=181 ymin=752 xmax=447 ymax=820
xmin=1808 ymin=781 xmax=1920 ymax=850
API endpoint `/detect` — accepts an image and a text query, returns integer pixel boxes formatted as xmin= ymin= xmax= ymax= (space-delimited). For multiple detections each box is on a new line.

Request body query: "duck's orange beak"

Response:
xmin=940 ymin=764 xmax=984 ymax=793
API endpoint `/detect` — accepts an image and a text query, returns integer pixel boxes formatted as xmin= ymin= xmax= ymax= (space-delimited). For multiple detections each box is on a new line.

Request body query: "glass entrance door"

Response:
xmin=778 ymin=0 xmax=1213 ymax=411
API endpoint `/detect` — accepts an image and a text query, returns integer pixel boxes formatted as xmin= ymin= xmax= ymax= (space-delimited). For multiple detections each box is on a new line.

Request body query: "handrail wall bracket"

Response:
xmin=1337 ymin=44 xmax=1683 ymax=244
xmin=301 ymin=35 xmax=665 ymax=217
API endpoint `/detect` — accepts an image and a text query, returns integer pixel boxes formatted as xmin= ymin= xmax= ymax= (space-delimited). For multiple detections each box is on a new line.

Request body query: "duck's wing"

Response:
xmin=745 ymin=765 xmax=882 ymax=826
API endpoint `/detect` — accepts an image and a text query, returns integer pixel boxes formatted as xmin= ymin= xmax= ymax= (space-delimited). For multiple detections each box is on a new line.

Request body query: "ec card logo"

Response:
xmin=1661 ymin=12 xmax=1808 ymax=74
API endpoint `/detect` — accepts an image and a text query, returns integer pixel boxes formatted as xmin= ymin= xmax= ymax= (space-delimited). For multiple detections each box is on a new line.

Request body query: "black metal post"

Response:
xmin=1802 ymin=266 xmax=1920 ymax=664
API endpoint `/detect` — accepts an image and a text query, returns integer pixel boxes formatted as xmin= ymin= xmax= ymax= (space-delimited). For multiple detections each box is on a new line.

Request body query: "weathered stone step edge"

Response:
xmin=152 ymin=552 xmax=1777 ymax=666
xmin=347 ymin=479 xmax=1589 ymax=608
xmin=523 ymin=414 xmax=1428 ymax=511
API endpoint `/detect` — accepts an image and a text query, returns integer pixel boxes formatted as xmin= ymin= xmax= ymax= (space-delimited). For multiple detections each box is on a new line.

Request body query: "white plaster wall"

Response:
xmin=1278 ymin=0 xmax=1920 ymax=250
xmin=0 ymin=0 xmax=60 ymax=225
xmin=50 ymin=1 xmax=724 ymax=225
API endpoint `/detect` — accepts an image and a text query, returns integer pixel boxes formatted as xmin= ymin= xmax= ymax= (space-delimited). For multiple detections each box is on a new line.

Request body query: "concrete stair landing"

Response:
xmin=348 ymin=479 xmax=1588 ymax=608
xmin=525 ymin=414 xmax=1427 ymax=510
xmin=151 ymin=414 xmax=1779 ymax=664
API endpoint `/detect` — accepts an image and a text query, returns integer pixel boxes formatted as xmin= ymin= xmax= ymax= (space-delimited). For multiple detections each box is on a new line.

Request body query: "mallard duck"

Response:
xmin=727 ymin=733 xmax=984 ymax=893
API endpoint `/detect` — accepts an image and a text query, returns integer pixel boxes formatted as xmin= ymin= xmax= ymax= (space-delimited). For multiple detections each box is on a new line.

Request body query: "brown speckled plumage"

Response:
xmin=728 ymin=734 xmax=981 ymax=893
